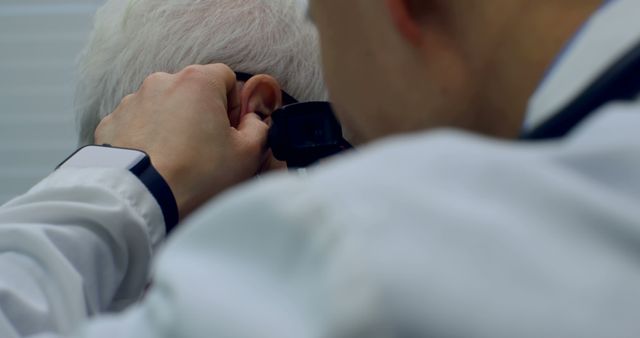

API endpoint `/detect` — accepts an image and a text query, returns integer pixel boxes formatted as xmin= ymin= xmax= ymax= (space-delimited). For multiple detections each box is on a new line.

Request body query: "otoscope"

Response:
xmin=268 ymin=101 xmax=353 ymax=168
xmin=234 ymin=72 xmax=352 ymax=168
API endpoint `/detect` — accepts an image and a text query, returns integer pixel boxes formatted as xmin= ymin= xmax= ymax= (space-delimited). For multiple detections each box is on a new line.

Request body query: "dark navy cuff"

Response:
xmin=130 ymin=158 xmax=179 ymax=234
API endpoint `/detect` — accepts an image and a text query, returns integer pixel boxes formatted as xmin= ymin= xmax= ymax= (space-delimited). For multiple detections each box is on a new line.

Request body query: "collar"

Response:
xmin=524 ymin=0 xmax=640 ymax=132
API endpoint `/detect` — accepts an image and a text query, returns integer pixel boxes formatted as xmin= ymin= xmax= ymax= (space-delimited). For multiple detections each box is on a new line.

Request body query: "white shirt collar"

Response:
xmin=524 ymin=0 xmax=640 ymax=131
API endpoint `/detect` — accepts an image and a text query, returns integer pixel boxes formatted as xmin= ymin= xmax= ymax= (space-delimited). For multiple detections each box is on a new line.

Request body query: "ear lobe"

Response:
xmin=240 ymin=74 xmax=283 ymax=123
xmin=385 ymin=0 xmax=423 ymax=46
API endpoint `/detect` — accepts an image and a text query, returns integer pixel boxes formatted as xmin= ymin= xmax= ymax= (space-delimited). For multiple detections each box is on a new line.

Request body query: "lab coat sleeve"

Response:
xmin=69 ymin=175 xmax=332 ymax=338
xmin=0 ymin=167 xmax=166 ymax=338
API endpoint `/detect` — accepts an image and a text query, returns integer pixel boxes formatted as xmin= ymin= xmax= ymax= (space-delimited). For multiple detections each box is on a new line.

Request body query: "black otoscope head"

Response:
xmin=234 ymin=72 xmax=352 ymax=168
xmin=268 ymin=102 xmax=352 ymax=168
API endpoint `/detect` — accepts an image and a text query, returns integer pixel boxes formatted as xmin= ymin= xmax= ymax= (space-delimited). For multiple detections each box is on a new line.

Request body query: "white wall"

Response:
xmin=0 ymin=1 xmax=103 ymax=204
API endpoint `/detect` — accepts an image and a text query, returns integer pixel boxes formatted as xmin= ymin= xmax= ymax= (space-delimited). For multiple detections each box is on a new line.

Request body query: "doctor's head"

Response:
xmin=75 ymin=0 xmax=325 ymax=145
xmin=308 ymin=0 xmax=602 ymax=144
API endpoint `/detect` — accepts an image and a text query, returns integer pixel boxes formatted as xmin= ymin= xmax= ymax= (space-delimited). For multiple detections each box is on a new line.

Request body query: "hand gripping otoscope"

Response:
xmin=235 ymin=72 xmax=352 ymax=169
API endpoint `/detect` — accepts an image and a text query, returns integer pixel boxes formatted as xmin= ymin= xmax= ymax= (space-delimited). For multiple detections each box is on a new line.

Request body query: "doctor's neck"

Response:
xmin=446 ymin=0 xmax=604 ymax=137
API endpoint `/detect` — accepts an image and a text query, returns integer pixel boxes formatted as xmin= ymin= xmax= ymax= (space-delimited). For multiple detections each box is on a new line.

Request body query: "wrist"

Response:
xmin=158 ymin=167 xmax=225 ymax=218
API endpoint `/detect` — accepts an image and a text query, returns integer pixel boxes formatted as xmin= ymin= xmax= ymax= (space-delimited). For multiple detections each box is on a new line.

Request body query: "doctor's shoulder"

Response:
xmin=165 ymin=128 xmax=539 ymax=240
xmin=174 ymin=129 xmax=531 ymax=224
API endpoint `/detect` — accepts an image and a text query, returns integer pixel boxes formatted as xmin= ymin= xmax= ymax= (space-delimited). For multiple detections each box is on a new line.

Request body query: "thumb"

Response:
xmin=236 ymin=112 xmax=270 ymax=150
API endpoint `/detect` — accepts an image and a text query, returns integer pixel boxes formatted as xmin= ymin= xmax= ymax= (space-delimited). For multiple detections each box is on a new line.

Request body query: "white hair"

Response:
xmin=75 ymin=0 xmax=326 ymax=145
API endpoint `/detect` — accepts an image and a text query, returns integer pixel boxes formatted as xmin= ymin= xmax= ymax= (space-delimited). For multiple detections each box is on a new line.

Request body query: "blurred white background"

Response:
xmin=0 ymin=0 xmax=104 ymax=204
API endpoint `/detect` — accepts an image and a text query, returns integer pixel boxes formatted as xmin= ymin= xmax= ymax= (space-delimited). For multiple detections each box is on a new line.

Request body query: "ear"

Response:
xmin=240 ymin=74 xmax=283 ymax=124
xmin=385 ymin=0 xmax=423 ymax=46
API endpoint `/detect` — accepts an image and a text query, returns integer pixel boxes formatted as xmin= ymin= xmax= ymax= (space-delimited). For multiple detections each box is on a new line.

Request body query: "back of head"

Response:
xmin=75 ymin=0 xmax=325 ymax=145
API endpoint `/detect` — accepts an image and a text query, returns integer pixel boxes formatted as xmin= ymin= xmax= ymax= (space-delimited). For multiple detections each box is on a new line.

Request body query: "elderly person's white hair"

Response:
xmin=75 ymin=0 xmax=325 ymax=145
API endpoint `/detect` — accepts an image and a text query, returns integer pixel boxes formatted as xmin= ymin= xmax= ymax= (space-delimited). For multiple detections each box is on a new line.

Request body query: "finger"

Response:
xmin=236 ymin=112 xmax=270 ymax=149
xmin=259 ymin=151 xmax=288 ymax=173
xmin=228 ymin=82 xmax=244 ymax=128
xmin=173 ymin=64 xmax=237 ymax=111
xmin=139 ymin=72 xmax=173 ymax=95
xmin=192 ymin=63 xmax=238 ymax=103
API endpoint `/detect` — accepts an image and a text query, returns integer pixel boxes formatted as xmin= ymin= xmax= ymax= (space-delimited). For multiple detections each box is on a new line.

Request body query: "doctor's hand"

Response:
xmin=95 ymin=64 xmax=281 ymax=218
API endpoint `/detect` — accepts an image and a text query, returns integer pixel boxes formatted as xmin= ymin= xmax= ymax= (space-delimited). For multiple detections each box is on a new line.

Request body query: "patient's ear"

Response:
xmin=240 ymin=74 xmax=283 ymax=124
xmin=239 ymin=74 xmax=288 ymax=173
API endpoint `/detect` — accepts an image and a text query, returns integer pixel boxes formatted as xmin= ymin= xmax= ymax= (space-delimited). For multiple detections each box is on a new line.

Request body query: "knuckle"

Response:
xmin=141 ymin=72 xmax=170 ymax=88
xmin=180 ymin=65 xmax=206 ymax=80
xmin=178 ymin=65 xmax=219 ymax=91
xmin=120 ymin=93 xmax=135 ymax=105
xmin=98 ymin=112 xmax=112 ymax=125
xmin=212 ymin=63 xmax=234 ymax=78
xmin=209 ymin=63 xmax=236 ymax=88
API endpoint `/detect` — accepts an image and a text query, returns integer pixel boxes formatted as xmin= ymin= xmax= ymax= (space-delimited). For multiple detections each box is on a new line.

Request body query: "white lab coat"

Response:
xmin=2 ymin=1 xmax=640 ymax=337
